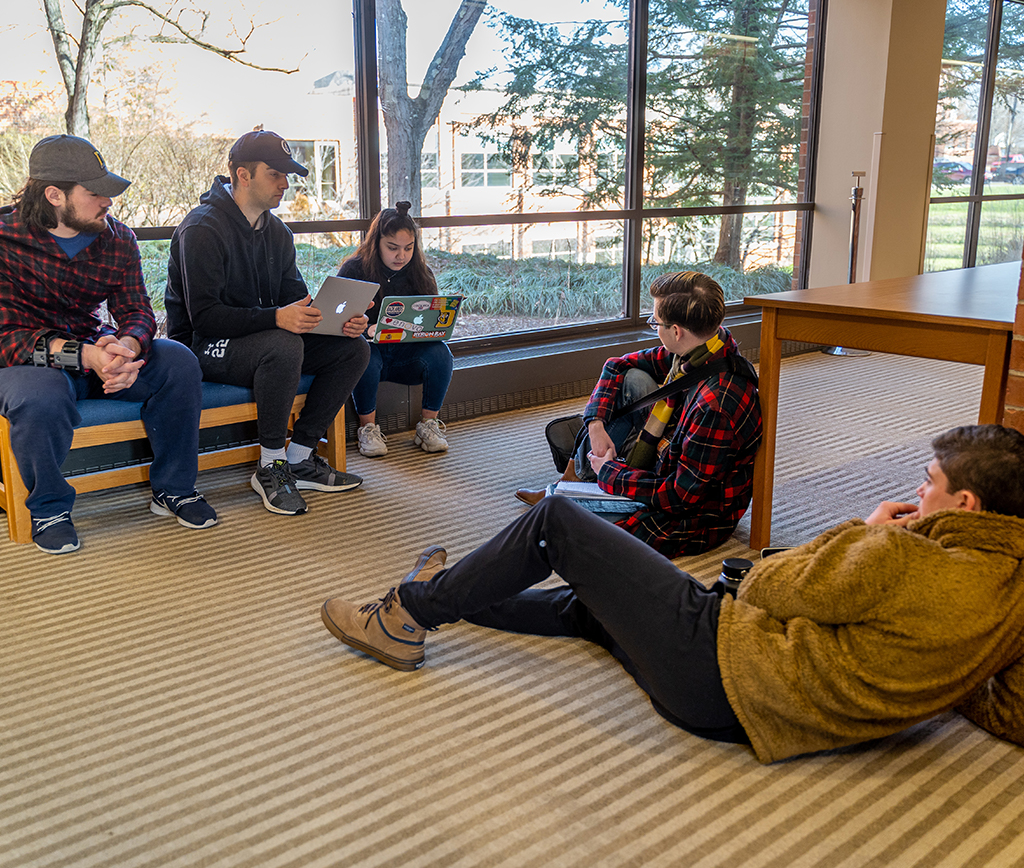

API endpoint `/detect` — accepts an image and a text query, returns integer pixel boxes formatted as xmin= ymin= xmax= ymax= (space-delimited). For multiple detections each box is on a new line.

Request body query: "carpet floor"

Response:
xmin=2 ymin=351 xmax=1023 ymax=867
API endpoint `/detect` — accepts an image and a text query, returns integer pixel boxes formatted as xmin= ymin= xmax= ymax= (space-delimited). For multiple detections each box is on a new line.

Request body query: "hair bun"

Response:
xmin=395 ymin=201 xmax=412 ymax=216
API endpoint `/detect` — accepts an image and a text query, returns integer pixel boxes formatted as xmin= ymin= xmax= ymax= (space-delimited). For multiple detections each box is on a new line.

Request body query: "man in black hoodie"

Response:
xmin=166 ymin=131 xmax=370 ymax=516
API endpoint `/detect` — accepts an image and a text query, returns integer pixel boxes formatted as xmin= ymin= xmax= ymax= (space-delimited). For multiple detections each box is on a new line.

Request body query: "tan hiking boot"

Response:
xmin=401 ymin=545 xmax=447 ymax=584
xmin=321 ymin=587 xmax=426 ymax=671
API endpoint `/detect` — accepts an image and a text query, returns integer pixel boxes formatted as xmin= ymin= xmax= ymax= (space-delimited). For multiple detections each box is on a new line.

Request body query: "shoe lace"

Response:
xmin=423 ymin=419 xmax=446 ymax=434
xmin=357 ymin=587 xmax=399 ymax=626
xmin=165 ymin=490 xmax=202 ymax=509
xmin=34 ymin=511 xmax=71 ymax=532
xmin=267 ymin=460 xmax=295 ymax=484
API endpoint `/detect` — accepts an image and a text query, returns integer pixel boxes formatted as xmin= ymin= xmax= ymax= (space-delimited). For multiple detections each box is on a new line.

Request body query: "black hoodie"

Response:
xmin=165 ymin=176 xmax=307 ymax=346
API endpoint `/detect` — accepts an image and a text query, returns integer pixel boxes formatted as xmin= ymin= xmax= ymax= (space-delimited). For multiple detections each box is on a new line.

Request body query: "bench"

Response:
xmin=0 ymin=375 xmax=345 ymax=544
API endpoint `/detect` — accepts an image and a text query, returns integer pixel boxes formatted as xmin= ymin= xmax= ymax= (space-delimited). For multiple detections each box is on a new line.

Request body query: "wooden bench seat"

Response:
xmin=0 ymin=375 xmax=345 ymax=544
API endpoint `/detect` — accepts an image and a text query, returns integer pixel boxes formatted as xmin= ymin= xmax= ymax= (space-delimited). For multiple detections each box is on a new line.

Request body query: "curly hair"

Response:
xmin=649 ymin=271 xmax=725 ymax=339
xmin=932 ymin=425 xmax=1024 ymax=518
xmin=343 ymin=201 xmax=436 ymax=293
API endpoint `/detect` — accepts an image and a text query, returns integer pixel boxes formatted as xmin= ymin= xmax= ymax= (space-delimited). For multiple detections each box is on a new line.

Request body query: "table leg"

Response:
xmin=978 ymin=329 xmax=1011 ymax=424
xmin=749 ymin=308 xmax=781 ymax=550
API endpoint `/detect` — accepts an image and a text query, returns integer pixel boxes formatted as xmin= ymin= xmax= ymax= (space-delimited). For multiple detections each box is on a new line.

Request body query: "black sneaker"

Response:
xmin=288 ymin=453 xmax=363 ymax=492
xmin=150 ymin=489 xmax=218 ymax=529
xmin=31 ymin=512 xmax=81 ymax=555
xmin=251 ymin=460 xmax=308 ymax=515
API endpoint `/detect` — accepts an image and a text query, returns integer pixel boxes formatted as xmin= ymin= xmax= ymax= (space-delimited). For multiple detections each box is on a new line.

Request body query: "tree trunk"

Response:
xmin=713 ymin=0 xmax=762 ymax=268
xmin=714 ymin=180 xmax=747 ymax=266
xmin=377 ymin=0 xmax=486 ymax=214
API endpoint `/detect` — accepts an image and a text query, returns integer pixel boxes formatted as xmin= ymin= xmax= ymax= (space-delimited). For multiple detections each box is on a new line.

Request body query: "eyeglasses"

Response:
xmin=646 ymin=314 xmax=672 ymax=331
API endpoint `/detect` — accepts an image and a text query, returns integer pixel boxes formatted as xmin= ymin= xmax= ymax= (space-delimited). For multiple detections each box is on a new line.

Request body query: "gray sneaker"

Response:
xmin=289 ymin=453 xmax=363 ymax=492
xmin=357 ymin=423 xmax=388 ymax=457
xmin=251 ymin=460 xmax=308 ymax=515
xmin=414 ymin=418 xmax=449 ymax=453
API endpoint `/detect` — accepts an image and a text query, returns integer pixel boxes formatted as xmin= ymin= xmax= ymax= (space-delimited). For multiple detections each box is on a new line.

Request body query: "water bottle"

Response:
xmin=713 ymin=558 xmax=753 ymax=598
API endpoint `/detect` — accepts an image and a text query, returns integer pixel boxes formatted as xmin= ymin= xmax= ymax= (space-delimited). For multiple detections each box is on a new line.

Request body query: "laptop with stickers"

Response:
xmin=372 ymin=295 xmax=464 ymax=344
xmin=308 ymin=276 xmax=379 ymax=336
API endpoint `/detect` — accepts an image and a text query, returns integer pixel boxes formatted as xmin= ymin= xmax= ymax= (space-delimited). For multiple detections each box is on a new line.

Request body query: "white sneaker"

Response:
xmin=414 ymin=418 xmax=449 ymax=453
xmin=357 ymin=423 xmax=388 ymax=457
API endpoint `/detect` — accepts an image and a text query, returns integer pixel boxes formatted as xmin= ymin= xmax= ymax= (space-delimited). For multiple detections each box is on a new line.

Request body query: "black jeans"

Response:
xmin=194 ymin=330 xmax=369 ymax=450
xmin=399 ymin=497 xmax=748 ymax=743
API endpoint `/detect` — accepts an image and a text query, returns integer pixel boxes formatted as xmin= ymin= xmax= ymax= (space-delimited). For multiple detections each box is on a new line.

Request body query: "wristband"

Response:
xmin=32 ymin=335 xmax=50 ymax=367
xmin=32 ymin=332 xmax=62 ymax=367
xmin=52 ymin=340 xmax=86 ymax=374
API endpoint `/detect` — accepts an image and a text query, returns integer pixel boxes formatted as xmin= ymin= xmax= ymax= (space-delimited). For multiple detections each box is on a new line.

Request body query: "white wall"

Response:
xmin=809 ymin=0 xmax=946 ymax=288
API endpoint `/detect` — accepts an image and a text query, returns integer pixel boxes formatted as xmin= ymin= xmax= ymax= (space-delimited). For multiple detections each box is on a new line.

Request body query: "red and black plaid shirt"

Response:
xmin=0 ymin=206 xmax=155 ymax=368
xmin=583 ymin=330 xmax=763 ymax=557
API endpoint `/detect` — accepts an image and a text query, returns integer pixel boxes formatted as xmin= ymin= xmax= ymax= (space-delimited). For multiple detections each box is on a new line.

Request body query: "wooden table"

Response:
xmin=743 ymin=261 xmax=1019 ymax=549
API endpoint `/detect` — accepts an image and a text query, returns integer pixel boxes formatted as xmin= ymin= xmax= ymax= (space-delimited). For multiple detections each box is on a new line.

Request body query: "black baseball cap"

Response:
xmin=229 ymin=131 xmax=309 ymax=176
xmin=29 ymin=135 xmax=131 ymax=197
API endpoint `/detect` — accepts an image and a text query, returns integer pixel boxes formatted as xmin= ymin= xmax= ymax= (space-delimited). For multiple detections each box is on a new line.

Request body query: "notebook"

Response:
xmin=373 ymin=295 xmax=464 ymax=343
xmin=308 ymin=275 xmax=379 ymax=336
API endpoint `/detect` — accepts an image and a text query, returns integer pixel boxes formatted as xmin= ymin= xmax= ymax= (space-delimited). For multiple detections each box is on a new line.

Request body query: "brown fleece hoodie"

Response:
xmin=717 ymin=509 xmax=1024 ymax=763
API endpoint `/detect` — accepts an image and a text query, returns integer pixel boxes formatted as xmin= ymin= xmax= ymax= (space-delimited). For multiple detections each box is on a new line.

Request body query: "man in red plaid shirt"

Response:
xmin=0 ymin=135 xmax=216 ymax=554
xmin=517 ymin=272 xmax=762 ymax=557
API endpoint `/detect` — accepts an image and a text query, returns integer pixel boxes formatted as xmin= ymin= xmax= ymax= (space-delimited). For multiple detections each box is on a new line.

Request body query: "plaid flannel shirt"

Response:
xmin=582 ymin=331 xmax=762 ymax=556
xmin=0 ymin=206 xmax=155 ymax=368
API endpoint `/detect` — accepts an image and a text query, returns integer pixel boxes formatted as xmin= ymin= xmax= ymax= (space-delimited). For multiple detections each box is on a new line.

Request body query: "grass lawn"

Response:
xmin=925 ymin=182 xmax=1024 ymax=272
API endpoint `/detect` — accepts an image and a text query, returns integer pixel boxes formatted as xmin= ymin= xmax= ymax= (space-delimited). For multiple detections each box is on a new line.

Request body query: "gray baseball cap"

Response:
xmin=29 ymin=135 xmax=131 ymax=197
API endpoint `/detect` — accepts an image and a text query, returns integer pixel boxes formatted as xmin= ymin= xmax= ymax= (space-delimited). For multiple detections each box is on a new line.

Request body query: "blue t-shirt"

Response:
xmin=52 ymin=232 xmax=99 ymax=260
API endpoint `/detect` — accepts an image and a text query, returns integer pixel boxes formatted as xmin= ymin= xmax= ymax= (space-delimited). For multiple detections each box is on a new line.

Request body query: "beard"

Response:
xmin=59 ymin=200 xmax=109 ymax=234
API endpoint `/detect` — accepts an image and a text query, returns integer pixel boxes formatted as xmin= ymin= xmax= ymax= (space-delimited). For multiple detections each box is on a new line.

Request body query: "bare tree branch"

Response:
xmin=39 ymin=0 xmax=301 ymax=138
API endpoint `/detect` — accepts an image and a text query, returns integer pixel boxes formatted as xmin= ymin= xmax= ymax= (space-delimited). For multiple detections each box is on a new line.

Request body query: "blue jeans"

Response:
xmin=399 ymin=496 xmax=748 ymax=744
xmin=0 ymin=339 xmax=203 ymax=518
xmin=351 ymin=340 xmax=454 ymax=416
xmin=573 ymin=367 xmax=659 ymax=482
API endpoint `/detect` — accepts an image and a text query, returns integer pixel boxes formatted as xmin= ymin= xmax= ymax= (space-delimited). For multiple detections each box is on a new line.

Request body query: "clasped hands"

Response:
xmin=78 ymin=335 xmax=143 ymax=394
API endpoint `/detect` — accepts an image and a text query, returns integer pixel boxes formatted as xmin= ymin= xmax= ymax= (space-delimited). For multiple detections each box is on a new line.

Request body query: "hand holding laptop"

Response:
xmin=308 ymin=276 xmax=379 ymax=337
xmin=277 ymin=294 xmax=322 ymax=333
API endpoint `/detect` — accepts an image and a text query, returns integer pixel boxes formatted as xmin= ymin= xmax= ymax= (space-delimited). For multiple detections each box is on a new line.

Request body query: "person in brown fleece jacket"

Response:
xmin=321 ymin=425 xmax=1024 ymax=764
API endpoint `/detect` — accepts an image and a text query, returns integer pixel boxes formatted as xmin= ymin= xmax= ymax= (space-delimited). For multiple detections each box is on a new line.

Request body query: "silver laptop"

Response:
xmin=309 ymin=276 xmax=378 ymax=336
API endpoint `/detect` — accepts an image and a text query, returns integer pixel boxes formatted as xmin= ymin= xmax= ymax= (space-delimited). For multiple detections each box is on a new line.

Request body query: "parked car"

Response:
xmin=993 ymin=161 xmax=1024 ymax=183
xmin=932 ymin=160 xmax=972 ymax=183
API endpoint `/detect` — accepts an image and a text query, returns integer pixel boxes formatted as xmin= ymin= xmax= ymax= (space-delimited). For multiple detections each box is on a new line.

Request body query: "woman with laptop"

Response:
xmin=338 ymin=202 xmax=454 ymax=456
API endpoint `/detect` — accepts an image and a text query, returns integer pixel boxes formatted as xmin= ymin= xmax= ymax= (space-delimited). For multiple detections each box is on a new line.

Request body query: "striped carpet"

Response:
xmin=3 ymin=351 xmax=1024 ymax=868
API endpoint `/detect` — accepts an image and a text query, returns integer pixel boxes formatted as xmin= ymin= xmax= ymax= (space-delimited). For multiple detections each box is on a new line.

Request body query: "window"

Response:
xmin=926 ymin=0 xmax=1024 ymax=271
xmin=422 ymin=153 xmax=439 ymax=188
xmin=532 ymin=153 xmax=576 ymax=187
xmin=460 ymin=153 xmax=510 ymax=188
xmin=1 ymin=0 xmax=819 ymax=343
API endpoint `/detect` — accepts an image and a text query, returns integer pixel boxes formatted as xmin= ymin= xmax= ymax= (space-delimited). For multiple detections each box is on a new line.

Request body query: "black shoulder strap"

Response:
xmin=609 ymin=353 xmax=757 ymax=421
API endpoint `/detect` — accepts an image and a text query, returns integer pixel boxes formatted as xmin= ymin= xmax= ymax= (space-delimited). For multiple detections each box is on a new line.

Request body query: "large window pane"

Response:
xmin=985 ymin=1 xmax=1024 ymax=189
xmin=639 ymin=214 xmax=796 ymax=313
xmin=934 ymin=1 xmax=987 ymax=193
xmin=977 ymin=198 xmax=1024 ymax=263
xmin=422 ymin=220 xmax=626 ymax=337
xmin=377 ymin=1 xmax=627 ymax=218
xmin=643 ymin=3 xmax=811 ymax=271
xmin=925 ymin=201 xmax=970 ymax=271
xmin=931 ymin=0 xmax=1024 ymax=269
